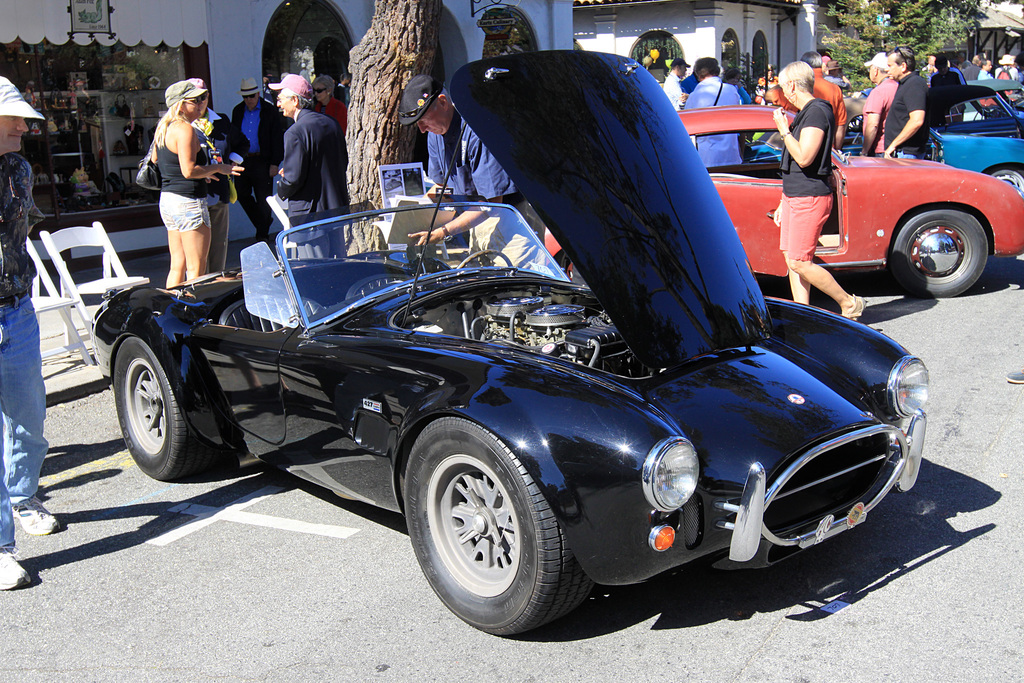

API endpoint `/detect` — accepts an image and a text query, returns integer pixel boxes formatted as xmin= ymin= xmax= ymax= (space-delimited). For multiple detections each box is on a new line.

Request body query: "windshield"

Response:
xmin=275 ymin=202 xmax=568 ymax=328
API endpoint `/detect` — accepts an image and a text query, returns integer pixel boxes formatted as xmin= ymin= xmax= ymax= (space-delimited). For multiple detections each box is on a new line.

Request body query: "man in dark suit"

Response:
xmin=271 ymin=74 xmax=348 ymax=219
xmin=231 ymin=77 xmax=284 ymax=243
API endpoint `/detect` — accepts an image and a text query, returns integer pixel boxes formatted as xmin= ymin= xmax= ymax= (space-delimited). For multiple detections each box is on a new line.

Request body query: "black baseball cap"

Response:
xmin=670 ymin=58 xmax=689 ymax=69
xmin=399 ymin=74 xmax=444 ymax=125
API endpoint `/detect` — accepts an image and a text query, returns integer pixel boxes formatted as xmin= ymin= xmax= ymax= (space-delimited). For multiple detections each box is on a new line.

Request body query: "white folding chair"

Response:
xmin=39 ymin=221 xmax=149 ymax=337
xmin=266 ymin=194 xmax=291 ymax=231
xmin=266 ymin=194 xmax=299 ymax=258
xmin=25 ymin=239 xmax=94 ymax=365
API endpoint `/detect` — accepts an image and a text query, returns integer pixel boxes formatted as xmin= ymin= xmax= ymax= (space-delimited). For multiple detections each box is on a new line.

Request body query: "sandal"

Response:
xmin=842 ymin=295 xmax=865 ymax=320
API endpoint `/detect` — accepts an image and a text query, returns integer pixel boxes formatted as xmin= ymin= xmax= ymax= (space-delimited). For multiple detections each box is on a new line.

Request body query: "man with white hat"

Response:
xmin=0 ymin=77 xmax=58 ymax=590
xmin=861 ymin=52 xmax=899 ymax=156
xmin=231 ymin=77 xmax=284 ymax=244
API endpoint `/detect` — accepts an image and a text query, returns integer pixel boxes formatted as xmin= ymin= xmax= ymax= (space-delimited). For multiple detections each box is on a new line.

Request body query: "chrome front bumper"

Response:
xmin=716 ymin=412 xmax=927 ymax=563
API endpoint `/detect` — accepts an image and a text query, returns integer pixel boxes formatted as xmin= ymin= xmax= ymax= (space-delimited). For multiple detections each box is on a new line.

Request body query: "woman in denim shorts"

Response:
xmin=152 ymin=80 xmax=242 ymax=286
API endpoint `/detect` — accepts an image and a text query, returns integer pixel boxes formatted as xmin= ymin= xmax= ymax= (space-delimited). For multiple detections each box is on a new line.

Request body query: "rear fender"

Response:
xmin=110 ymin=298 xmax=242 ymax=451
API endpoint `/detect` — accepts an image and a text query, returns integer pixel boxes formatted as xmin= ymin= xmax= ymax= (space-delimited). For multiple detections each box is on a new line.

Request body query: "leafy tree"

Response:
xmin=821 ymin=0 xmax=982 ymax=90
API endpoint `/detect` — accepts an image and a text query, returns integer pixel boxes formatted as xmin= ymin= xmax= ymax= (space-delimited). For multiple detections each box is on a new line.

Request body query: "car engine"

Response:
xmin=408 ymin=289 xmax=649 ymax=378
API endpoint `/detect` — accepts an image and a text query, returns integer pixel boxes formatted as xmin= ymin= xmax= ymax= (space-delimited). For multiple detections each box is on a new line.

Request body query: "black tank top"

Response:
xmin=157 ymin=135 xmax=208 ymax=199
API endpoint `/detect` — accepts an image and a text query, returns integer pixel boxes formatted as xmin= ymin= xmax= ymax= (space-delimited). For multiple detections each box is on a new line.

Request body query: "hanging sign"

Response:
xmin=477 ymin=7 xmax=515 ymax=36
xmin=69 ymin=0 xmax=116 ymax=39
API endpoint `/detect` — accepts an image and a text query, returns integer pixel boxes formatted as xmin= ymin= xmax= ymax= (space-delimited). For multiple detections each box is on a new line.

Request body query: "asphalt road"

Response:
xmin=3 ymin=257 xmax=1023 ymax=682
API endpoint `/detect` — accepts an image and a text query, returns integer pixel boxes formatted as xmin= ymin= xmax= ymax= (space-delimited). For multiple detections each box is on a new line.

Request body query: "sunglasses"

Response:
xmin=242 ymin=93 xmax=258 ymax=99
xmin=187 ymin=93 xmax=208 ymax=103
xmin=313 ymin=88 xmax=327 ymax=94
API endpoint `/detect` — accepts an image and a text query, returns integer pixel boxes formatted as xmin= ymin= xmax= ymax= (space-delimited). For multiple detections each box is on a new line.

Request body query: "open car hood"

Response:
xmin=450 ymin=51 xmax=770 ymax=369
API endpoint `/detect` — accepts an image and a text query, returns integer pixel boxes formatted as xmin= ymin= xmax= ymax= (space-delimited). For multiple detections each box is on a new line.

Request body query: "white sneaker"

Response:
xmin=13 ymin=497 xmax=60 ymax=536
xmin=0 ymin=546 xmax=30 ymax=590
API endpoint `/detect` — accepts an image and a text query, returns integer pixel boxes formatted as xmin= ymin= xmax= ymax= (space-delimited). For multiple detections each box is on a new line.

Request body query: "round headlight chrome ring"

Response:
xmin=887 ymin=356 xmax=929 ymax=418
xmin=642 ymin=436 xmax=699 ymax=512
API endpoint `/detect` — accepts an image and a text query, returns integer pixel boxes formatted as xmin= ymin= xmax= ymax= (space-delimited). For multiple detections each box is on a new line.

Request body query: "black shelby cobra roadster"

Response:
xmin=95 ymin=51 xmax=928 ymax=634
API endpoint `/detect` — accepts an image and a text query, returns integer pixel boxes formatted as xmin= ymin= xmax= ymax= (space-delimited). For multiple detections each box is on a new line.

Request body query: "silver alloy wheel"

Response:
xmin=991 ymin=167 xmax=1024 ymax=196
xmin=426 ymin=453 xmax=520 ymax=597
xmin=124 ymin=356 xmax=166 ymax=456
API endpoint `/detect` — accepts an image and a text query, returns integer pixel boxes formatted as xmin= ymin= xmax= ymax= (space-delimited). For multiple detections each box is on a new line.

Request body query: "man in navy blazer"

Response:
xmin=232 ymin=77 xmax=284 ymax=243
xmin=270 ymin=74 xmax=349 ymax=220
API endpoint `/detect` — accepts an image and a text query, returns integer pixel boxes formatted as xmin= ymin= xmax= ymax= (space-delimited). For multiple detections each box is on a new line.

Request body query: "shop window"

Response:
xmin=481 ymin=8 xmax=537 ymax=58
xmin=1 ymin=40 xmax=184 ymax=217
xmin=722 ymin=29 xmax=739 ymax=70
xmin=630 ymin=31 xmax=684 ymax=83
xmin=263 ymin=0 xmax=352 ymax=84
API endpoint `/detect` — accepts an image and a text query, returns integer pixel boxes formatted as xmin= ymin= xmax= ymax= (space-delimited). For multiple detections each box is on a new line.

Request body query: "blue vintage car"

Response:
xmin=928 ymin=83 xmax=1024 ymax=192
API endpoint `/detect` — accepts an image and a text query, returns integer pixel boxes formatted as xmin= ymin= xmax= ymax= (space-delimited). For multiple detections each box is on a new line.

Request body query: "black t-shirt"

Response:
xmin=781 ymin=98 xmax=835 ymax=197
xmin=884 ymin=72 xmax=929 ymax=155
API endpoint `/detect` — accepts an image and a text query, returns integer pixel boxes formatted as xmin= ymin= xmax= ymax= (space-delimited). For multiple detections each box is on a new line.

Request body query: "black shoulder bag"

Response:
xmin=136 ymin=142 xmax=161 ymax=191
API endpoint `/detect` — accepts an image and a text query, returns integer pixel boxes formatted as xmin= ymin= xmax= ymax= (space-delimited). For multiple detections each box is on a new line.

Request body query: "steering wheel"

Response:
xmin=456 ymin=249 xmax=514 ymax=269
xmin=344 ymin=274 xmax=406 ymax=300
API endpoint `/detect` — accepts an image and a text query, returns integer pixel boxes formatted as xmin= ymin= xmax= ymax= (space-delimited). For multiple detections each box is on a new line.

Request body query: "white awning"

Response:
xmin=0 ymin=0 xmax=209 ymax=47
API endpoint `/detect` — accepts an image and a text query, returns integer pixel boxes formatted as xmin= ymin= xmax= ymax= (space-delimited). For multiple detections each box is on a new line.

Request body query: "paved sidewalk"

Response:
xmin=39 ymin=238 xmax=249 ymax=406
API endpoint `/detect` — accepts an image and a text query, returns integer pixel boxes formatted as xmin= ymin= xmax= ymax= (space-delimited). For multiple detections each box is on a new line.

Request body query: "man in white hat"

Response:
xmin=861 ymin=52 xmax=899 ymax=156
xmin=0 ymin=77 xmax=58 ymax=590
xmin=231 ymin=77 xmax=284 ymax=244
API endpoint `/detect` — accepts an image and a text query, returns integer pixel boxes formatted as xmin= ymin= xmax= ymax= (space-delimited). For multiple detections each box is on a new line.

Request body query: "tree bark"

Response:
xmin=346 ymin=0 xmax=442 ymax=212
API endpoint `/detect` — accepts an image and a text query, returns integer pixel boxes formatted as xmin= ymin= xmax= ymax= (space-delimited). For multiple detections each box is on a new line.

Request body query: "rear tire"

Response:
xmin=113 ymin=337 xmax=220 ymax=480
xmin=990 ymin=165 xmax=1024 ymax=195
xmin=406 ymin=417 xmax=593 ymax=635
xmin=889 ymin=209 xmax=987 ymax=298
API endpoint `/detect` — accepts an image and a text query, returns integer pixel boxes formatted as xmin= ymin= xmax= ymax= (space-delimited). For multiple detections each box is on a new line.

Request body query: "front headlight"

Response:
xmin=888 ymin=356 xmax=929 ymax=417
xmin=642 ymin=437 xmax=699 ymax=511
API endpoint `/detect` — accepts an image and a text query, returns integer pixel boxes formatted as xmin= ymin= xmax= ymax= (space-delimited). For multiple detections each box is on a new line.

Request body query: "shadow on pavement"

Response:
xmin=517 ymin=458 xmax=999 ymax=641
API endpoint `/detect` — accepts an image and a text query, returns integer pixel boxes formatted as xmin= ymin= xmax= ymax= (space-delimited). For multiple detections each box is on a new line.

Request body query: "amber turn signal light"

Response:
xmin=648 ymin=525 xmax=675 ymax=552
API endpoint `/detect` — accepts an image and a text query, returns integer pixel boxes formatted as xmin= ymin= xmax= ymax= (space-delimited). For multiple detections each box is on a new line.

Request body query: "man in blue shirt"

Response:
xmin=231 ymin=77 xmax=284 ymax=244
xmin=398 ymin=75 xmax=540 ymax=243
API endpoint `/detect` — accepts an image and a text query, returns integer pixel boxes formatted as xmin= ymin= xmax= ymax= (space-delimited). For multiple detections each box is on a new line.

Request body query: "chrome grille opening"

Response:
xmin=764 ymin=432 xmax=893 ymax=533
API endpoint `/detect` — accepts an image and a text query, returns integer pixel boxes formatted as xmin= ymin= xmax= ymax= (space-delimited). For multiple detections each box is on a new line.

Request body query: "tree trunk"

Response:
xmin=346 ymin=0 xmax=442 ymax=212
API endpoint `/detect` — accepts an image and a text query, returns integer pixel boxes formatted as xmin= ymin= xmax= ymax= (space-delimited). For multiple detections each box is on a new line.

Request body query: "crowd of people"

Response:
xmin=149 ymin=70 xmax=352 ymax=288
xmin=661 ymin=44 xmax=1024 ymax=319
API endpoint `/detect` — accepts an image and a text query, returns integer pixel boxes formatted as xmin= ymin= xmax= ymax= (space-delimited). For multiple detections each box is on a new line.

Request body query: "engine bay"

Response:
xmin=400 ymin=285 xmax=649 ymax=377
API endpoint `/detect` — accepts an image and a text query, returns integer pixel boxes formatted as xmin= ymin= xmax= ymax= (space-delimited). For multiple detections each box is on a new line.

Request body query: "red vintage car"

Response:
xmin=676 ymin=105 xmax=1024 ymax=297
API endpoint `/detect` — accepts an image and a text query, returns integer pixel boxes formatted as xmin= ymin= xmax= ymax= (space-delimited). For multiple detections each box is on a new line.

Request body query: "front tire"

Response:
xmin=889 ymin=209 xmax=988 ymax=298
xmin=113 ymin=337 xmax=220 ymax=481
xmin=406 ymin=417 xmax=593 ymax=635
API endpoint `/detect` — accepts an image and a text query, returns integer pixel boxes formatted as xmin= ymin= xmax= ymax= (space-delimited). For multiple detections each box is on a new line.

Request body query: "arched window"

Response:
xmin=752 ymin=31 xmax=769 ymax=85
xmin=263 ymin=0 xmax=352 ymax=83
xmin=630 ymin=30 xmax=684 ymax=83
xmin=721 ymin=29 xmax=739 ymax=70
xmin=481 ymin=8 xmax=537 ymax=58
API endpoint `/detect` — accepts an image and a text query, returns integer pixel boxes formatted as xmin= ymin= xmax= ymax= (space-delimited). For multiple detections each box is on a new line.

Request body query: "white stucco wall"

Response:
xmin=574 ymin=1 xmax=815 ymax=71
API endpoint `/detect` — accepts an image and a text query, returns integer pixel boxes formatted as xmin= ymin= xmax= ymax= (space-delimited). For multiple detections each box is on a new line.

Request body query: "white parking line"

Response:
xmin=146 ymin=486 xmax=360 ymax=546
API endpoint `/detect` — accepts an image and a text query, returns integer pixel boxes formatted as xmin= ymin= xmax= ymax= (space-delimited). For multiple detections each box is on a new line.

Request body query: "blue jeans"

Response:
xmin=0 ymin=295 xmax=47 ymax=547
